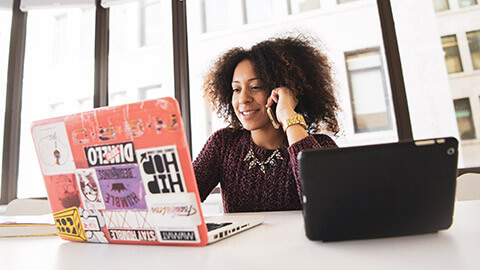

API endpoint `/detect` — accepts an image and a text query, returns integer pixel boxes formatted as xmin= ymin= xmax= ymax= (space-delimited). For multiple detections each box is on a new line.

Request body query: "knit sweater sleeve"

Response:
xmin=287 ymin=134 xmax=337 ymax=200
xmin=192 ymin=129 xmax=227 ymax=202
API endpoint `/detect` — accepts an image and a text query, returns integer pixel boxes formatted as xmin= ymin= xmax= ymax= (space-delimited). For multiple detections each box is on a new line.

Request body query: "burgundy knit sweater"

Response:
xmin=193 ymin=128 xmax=337 ymax=213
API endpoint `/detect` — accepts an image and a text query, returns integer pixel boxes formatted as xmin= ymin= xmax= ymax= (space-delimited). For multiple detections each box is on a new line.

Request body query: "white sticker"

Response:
xmin=146 ymin=193 xmax=202 ymax=227
xmin=32 ymin=122 xmax=76 ymax=175
xmin=136 ymin=145 xmax=187 ymax=195
xmin=79 ymin=208 xmax=109 ymax=243
xmin=75 ymin=169 xmax=106 ymax=210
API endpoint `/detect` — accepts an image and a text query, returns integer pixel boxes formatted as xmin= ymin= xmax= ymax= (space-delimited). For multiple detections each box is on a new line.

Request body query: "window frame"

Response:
xmin=1 ymin=0 xmax=477 ymax=204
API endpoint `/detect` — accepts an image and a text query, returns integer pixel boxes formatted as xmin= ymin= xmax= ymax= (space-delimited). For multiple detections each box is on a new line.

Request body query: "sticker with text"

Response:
xmin=96 ymin=165 xmax=147 ymax=210
xmin=75 ymin=169 xmax=106 ymax=210
xmin=84 ymin=142 xmax=137 ymax=167
xmin=146 ymin=193 xmax=201 ymax=227
xmin=103 ymin=210 xmax=158 ymax=242
xmin=53 ymin=207 xmax=87 ymax=242
xmin=136 ymin=145 xmax=186 ymax=195
xmin=156 ymin=227 xmax=200 ymax=243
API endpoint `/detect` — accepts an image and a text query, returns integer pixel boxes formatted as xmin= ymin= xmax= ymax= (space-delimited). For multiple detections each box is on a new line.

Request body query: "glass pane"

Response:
xmin=346 ymin=49 xmax=392 ymax=133
xmin=187 ymin=0 xmax=398 ymax=158
xmin=442 ymin=35 xmax=464 ymax=73
xmin=454 ymin=98 xmax=476 ymax=140
xmin=290 ymin=0 xmax=320 ymax=14
xmin=203 ymin=0 xmax=229 ymax=32
xmin=459 ymin=0 xmax=478 ymax=8
xmin=467 ymin=30 xmax=480 ymax=70
xmin=245 ymin=0 xmax=273 ymax=24
xmin=18 ymin=7 xmax=96 ymax=198
xmin=108 ymin=0 xmax=174 ymax=106
xmin=433 ymin=0 xmax=450 ymax=12
xmin=0 ymin=7 xmax=12 ymax=201
xmin=391 ymin=0 xmax=480 ymax=168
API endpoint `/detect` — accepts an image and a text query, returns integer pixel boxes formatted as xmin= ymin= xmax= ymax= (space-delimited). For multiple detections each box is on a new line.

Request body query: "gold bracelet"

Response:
xmin=283 ymin=113 xmax=307 ymax=132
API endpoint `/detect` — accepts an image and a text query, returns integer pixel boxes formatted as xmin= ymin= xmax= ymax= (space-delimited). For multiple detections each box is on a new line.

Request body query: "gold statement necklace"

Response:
xmin=244 ymin=139 xmax=284 ymax=174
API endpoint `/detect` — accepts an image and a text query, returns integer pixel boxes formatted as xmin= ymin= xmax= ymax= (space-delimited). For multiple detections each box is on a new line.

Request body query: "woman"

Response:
xmin=193 ymin=35 xmax=339 ymax=212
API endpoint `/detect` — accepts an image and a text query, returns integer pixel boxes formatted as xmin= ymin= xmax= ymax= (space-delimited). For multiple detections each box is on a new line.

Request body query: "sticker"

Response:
xmin=32 ymin=122 xmax=76 ymax=175
xmin=45 ymin=174 xmax=82 ymax=213
xmin=156 ymin=227 xmax=200 ymax=243
xmin=125 ymin=119 xmax=144 ymax=137
xmin=97 ymin=165 xmax=147 ymax=210
xmin=75 ymin=169 xmax=106 ymax=210
xmin=98 ymin=125 xmax=116 ymax=141
xmin=137 ymin=145 xmax=186 ymax=195
xmin=84 ymin=142 xmax=137 ymax=167
xmin=72 ymin=128 xmax=91 ymax=144
xmin=53 ymin=207 xmax=88 ymax=242
xmin=103 ymin=210 xmax=158 ymax=242
xmin=79 ymin=208 xmax=109 ymax=243
xmin=146 ymin=193 xmax=201 ymax=226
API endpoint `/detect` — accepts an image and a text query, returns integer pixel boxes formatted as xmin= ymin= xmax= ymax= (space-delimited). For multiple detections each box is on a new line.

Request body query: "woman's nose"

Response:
xmin=238 ymin=88 xmax=252 ymax=103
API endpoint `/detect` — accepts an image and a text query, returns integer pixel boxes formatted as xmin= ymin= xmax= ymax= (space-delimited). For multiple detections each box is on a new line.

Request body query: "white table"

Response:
xmin=1 ymin=200 xmax=479 ymax=270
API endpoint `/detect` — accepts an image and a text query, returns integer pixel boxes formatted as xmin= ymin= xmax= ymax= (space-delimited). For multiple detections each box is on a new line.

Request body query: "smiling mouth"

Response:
xmin=241 ymin=109 xmax=259 ymax=116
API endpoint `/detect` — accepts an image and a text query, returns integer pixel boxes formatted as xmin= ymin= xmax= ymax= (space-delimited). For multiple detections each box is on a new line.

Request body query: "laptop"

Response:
xmin=298 ymin=137 xmax=458 ymax=242
xmin=31 ymin=97 xmax=263 ymax=246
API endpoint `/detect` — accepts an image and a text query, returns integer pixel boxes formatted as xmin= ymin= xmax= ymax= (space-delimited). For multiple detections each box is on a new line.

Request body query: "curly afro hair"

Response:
xmin=203 ymin=35 xmax=339 ymax=134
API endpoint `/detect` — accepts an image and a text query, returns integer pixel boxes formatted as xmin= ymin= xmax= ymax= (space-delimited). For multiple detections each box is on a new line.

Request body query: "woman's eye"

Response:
xmin=251 ymin=86 xmax=263 ymax=91
xmin=232 ymin=88 xmax=240 ymax=93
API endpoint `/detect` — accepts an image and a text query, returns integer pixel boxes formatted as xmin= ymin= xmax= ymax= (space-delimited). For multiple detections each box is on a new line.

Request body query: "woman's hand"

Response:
xmin=266 ymin=87 xmax=298 ymax=125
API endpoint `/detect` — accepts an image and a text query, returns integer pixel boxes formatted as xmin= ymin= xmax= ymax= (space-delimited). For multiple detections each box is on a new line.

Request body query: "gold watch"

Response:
xmin=283 ymin=113 xmax=307 ymax=132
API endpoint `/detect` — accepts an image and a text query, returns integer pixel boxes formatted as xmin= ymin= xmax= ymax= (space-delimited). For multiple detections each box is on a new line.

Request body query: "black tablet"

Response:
xmin=298 ymin=137 xmax=458 ymax=241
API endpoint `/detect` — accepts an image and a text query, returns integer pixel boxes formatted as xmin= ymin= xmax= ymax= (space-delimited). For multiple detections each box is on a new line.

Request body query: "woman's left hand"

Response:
xmin=266 ymin=87 xmax=298 ymax=124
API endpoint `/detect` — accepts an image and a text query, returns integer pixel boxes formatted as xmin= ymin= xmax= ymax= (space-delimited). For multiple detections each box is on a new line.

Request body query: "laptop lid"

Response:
xmin=31 ymin=97 xmax=209 ymax=246
xmin=298 ymin=137 xmax=458 ymax=242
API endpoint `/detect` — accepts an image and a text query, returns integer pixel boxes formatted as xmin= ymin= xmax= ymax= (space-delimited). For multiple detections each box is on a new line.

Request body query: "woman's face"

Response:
xmin=231 ymin=59 xmax=271 ymax=131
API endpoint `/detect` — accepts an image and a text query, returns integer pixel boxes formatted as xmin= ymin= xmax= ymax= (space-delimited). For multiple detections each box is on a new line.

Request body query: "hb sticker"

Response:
xmin=53 ymin=207 xmax=88 ymax=242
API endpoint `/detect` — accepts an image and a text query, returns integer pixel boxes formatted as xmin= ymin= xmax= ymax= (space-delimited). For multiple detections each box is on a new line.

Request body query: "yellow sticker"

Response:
xmin=53 ymin=207 xmax=87 ymax=242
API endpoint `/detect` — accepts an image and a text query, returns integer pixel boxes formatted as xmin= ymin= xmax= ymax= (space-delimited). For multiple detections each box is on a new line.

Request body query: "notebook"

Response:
xmin=31 ymin=97 xmax=263 ymax=246
xmin=298 ymin=137 xmax=458 ymax=242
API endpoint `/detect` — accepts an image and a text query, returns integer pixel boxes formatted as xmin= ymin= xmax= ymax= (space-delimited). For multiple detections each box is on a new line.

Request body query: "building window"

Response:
xmin=139 ymin=84 xmax=162 ymax=100
xmin=467 ymin=30 xmax=480 ymax=70
xmin=459 ymin=0 xmax=478 ymax=8
xmin=345 ymin=48 xmax=392 ymax=133
xmin=289 ymin=0 xmax=320 ymax=14
xmin=245 ymin=0 xmax=273 ymax=24
xmin=203 ymin=0 xmax=228 ymax=32
xmin=454 ymin=98 xmax=477 ymax=140
xmin=441 ymin=35 xmax=463 ymax=74
xmin=53 ymin=14 xmax=67 ymax=64
xmin=140 ymin=0 xmax=162 ymax=47
xmin=433 ymin=0 xmax=450 ymax=12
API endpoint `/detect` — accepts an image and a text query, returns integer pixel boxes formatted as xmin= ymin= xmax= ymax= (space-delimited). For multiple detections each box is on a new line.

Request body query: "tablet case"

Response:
xmin=298 ymin=137 xmax=458 ymax=241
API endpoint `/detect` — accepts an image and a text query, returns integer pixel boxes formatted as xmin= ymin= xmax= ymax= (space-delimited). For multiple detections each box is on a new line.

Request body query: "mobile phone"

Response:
xmin=267 ymin=106 xmax=281 ymax=129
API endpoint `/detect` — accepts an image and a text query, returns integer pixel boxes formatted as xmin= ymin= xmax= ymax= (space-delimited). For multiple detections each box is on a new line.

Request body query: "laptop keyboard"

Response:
xmin=206 ymin=222 xmax=232 ymax=232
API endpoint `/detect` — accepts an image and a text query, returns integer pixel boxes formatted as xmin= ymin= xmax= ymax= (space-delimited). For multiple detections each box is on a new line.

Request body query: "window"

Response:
xmin=346 ymin=48 xmax=393 ymax=133
xmin=203 ymin=0 xmax=229 ymax=32
xmin=0 ymin=4 xmax=12 ymax=201
xmin=139 ymin=84 xmax=163 ymax=100
xmin=188 ymin=0 xmax=398 ymax=157
xmin=433 ymin=0 xmax=450 ymax=12
xmin=17 ymin=7 xmax=96 ymax=198
xmin=140 ymin=0 xmax=162 ymax=47
xmin=289 ymin=0 xmax=319 ymax=14
xmin=459 ymin=0 xmax=478 ymax=8
xmin=441 ymin=35 xmax=464 ymax=73
xmin=454 ymin=98 xmax=477 ymax=140
xmin=245 ymin=0 xmax=273 ymax=24
xmin=109 ymin=0 xmax=174 ymax=105
xmin=467 ymin=30 xmax=480 ymax=70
